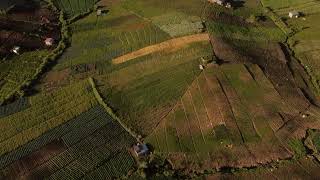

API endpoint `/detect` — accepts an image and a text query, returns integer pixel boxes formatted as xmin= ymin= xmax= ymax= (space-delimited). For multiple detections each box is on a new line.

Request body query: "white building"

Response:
xmin=12 ymin=46 xmax=21 ymax=55
xmin=45 ymin=38 xmax=54 ymax=46
xmin=289 ymin=11 xmax=299 ymax=18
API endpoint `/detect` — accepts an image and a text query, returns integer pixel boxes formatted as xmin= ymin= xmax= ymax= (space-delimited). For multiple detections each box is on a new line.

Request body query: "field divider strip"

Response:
xmin=88 ymin=77 xmax=139 ymax=140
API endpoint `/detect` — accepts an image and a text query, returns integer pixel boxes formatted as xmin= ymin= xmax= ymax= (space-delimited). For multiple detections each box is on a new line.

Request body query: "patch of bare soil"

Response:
xmin=112 ymin=33 xmax=210 ymax=64
xmin=36 ymin=64 xmax=97 ymax=92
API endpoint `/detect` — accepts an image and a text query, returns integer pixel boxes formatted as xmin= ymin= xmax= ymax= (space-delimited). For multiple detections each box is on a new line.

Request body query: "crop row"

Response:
xmin=0 ymin=80 xmax=98 ymax=156
xmin=0 ymin=98 xmax=30 ymax=118
xmin=0 ymin=104 xmax=136 ymax=179
xmin=0 ymin=105 xmax=106 ymax=169
xmin=83 ymin=150 xmax=136 ymax=179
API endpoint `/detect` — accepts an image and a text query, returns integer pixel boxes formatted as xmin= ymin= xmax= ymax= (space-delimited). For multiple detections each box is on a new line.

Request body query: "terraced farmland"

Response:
xmin=0 ymin=79 xmax=137 ymax=179
xmin=146 ymin=64 xmax=320 ymax=170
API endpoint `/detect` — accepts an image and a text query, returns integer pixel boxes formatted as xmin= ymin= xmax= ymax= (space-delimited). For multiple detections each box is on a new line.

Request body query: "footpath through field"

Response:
xmin=112 ymin=33 xmax=210 ymax=64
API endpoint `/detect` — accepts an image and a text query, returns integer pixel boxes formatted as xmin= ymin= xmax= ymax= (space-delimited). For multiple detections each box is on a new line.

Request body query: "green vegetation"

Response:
xmin=206 ymin=20 xmax=286 ymax=42
xmin=96 ymin=42 xmax=212 ymax=135
xmin=53 ymin=0 xmax=98 ymax=18
xmin=0 ymin=79 xmax=97 ymax=156
xmin=262 ymin=0 xmax=320 ymax=94
xmin=54 ymin=8 xmax=170 ymax=70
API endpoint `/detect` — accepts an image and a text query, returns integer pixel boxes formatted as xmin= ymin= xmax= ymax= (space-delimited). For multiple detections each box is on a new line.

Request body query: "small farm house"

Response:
xmin=45 ymin=38 xmax=54 ymax=46
xmin=133 ymin=143 xmax=149 ymax=157
xmin=12 ymin=46 xmax=21 ymax=55
xmin=289 ymin=11 xmax=300 ymax=18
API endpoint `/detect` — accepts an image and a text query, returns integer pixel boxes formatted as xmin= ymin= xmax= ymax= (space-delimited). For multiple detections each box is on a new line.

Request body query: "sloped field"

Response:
xmin=146 ymin=64 xmax=320 ymax=170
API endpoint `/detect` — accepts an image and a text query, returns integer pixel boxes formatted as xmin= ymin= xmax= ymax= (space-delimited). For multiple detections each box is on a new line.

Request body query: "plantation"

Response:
xmin=53 ymin=7 xmax=171 ymax=70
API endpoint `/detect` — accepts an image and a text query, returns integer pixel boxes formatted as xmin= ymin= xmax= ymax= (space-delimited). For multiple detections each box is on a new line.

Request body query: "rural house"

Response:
xmin=289 ymin=11 xmax=300 ymax=18
xmin=133 ymin=143 xmax=149 ymax=157
xmin=45 ymin=38 xmax=54 ymax=46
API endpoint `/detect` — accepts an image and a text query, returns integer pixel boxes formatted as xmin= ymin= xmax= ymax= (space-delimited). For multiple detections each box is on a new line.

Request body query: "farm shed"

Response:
xmin=44 ymin=38 xmax=54 ymax=46
xmin=289 ymin=11 xmax=300 ymax=18
xmin=133 ymin=143 xmax=149 ymax=157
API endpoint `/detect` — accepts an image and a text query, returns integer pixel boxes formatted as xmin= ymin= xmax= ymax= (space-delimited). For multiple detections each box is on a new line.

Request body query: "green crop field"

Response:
xmin=0 ymin=80 xmax=137 ymax=179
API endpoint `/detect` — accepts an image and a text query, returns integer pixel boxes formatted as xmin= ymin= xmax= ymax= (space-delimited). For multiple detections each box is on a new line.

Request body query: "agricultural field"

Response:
xmin=1 ymin=0 xmax=320 ymax=179
xmin=0 ymin=79 xmax=137 ymax=179
xmin=262 ymin=0 xmax=320 ymax=95
xmin=53 ymin=0 xmax=99 ymax=18
xmin=146 ymin=64 xmax=320 ymax=170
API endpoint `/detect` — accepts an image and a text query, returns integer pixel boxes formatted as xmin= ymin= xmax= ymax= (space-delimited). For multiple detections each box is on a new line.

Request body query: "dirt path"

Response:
xmin=112 ymin=33 xmax=210 ymax=64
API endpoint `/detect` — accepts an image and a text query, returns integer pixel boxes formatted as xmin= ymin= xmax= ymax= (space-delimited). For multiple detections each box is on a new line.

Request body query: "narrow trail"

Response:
xmin=112 ymin=33 xmax=210 ymax=64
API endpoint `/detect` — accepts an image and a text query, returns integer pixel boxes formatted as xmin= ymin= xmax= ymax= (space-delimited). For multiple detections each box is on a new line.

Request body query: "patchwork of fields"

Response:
xmin=1 ymin=0 xmax=320 ymax=178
